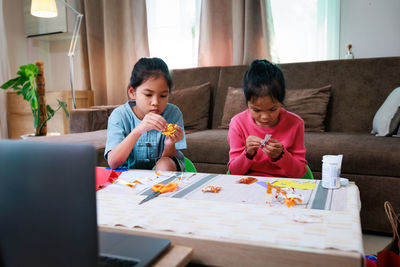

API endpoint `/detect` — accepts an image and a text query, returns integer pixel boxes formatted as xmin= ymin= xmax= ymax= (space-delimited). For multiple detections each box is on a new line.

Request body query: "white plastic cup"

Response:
xmin=322 ymin=155 xmax=341 ymax=189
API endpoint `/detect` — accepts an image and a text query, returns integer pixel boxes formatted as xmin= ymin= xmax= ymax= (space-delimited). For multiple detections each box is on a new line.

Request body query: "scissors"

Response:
xmin=138 ymin=182 xmax=178 ymax=205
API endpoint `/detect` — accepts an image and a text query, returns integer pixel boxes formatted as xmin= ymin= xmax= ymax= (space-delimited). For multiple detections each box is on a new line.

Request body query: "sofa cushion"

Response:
xmin=371 ymin=87 xmax=400 ymax=136
xmin=285 ymin=85 xmax=332 ymax=132
xmin=185 ymin=129 xmax=229 ymax=164
xmin=169 ymin=82 xmax=211 ymax=133
xmin=219 ymin=87 xmax=247 ymax=128
xmin=304 ymin=132 xmax=400 ymax=177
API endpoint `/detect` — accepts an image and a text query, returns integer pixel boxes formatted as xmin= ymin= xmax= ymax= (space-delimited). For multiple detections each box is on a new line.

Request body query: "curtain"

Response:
xmin=198 ymin=0 xmax=275 ymax=66
xmin=270 ymin=0 xmax=340 ymax=63
xmin=317 ymin=0 xmax=340 ymax=60
xmin=81 ymin=0 xmax=150 ymax=106
xmin=0 ymin=0 xmax=10 ymax=138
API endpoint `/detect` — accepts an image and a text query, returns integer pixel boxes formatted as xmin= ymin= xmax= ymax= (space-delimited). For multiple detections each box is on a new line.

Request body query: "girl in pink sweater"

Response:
xmin=228 ymin=59 xmax=307 ymax=178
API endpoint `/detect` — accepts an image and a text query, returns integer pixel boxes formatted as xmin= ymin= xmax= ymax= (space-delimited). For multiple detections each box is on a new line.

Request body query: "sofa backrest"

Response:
xmin=171 ymin=66 xmax=221 ymax=129
xmin=279 ymin=57 xmax=400 ymax=133
xmin=209 ymin=57 xmax=400 ymax=133
xmin=212 ymin=66 xmax=249 ymax=129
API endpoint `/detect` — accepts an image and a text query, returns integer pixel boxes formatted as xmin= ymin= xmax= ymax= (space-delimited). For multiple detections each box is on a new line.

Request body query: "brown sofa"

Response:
xmin=34 ymin=57 xmax=400 ymax=235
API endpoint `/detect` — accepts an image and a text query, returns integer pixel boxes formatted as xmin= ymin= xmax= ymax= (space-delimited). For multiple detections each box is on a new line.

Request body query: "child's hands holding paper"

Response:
xmin=164 ymin=125 xmax=183 ymax=146
xmin=136 ymin=113 xmax=167 ymax=134
xmin=261 ymin=138 xmax=284 ymax=159
xmin=245 ymin=135 xmax=263 ymax=158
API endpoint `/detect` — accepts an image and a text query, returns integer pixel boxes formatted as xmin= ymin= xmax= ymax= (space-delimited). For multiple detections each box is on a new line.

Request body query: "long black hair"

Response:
xmin=129 ymin=57 xmax=173 ymax=92
xmin=243 ymin=59 xmax=285 ymax=103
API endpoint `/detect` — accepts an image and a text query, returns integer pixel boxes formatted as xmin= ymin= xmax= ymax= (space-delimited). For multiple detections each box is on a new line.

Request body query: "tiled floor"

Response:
xmin=363 ymin=233 xmax=392 ymax=255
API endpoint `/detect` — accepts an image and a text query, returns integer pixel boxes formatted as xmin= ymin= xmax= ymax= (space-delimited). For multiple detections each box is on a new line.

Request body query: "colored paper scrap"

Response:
xmin=257 ymin=180 xmax=316 ymax=190
xmin=95 ymin=167 xmax=123 ymax=191
xmin=273 ymin=179 xmax=316 ymax=190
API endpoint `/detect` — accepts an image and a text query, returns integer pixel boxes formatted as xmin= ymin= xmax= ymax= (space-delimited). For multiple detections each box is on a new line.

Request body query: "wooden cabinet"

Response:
xmin=7 ymin=90 xmax=93 ymax=139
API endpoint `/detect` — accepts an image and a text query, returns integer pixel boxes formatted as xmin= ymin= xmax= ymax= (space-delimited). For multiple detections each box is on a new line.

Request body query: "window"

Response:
xmin=146 ymin=0 xmax=200 ymax=69
xmin=146 ymin=0 xmax=340 ymax=67
xmin=270 ymin=0 xmax=340 ymax=63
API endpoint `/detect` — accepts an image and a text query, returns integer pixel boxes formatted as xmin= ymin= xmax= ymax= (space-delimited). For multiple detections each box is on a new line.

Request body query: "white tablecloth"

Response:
xmin=96 ymin=170 xmax=363 ymax=254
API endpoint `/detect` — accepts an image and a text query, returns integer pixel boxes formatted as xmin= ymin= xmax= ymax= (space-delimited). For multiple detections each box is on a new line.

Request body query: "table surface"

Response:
xmin=97 ymin=170 xmax=364 ymax=267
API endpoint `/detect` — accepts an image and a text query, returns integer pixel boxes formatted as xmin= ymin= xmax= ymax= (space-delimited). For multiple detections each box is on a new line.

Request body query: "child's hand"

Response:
xmin=246 ymin=135 xmax=262 ymax=158
xmin=261 ymin=138 xmax=284 ymax=159
xmin=136 ymin=113 xmax=167 ymax=134
xmin=164 ymin=125 xmax=183 ymax=146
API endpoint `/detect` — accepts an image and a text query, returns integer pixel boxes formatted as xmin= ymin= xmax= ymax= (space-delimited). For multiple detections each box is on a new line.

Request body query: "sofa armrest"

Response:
xmin=69 ymin=105 xmax=119 ymax=133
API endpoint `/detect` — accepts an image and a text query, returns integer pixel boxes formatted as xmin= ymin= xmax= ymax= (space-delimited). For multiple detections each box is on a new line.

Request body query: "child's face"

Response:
xmin=248 ymin=96 xmax=281 ymax=127
xmin=128 ymin=76 xmax=169 ymax=120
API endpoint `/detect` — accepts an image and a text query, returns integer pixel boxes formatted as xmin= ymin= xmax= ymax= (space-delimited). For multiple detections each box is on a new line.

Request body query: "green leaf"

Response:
xmin=46 ymin=105 xmax=55 ymax=118
xmin=32 ymin=108 xmax=39 ymax=129
xmin=57 ymin=99 xmax=69 ymax=118
xmin=30 ymin=93 xmax=38 ymax=110
xmin=16 ymin=76 xmax=27 ymax=86
xmin=17 ymin=64 xmax=38 ymax=80
xmin=0 ymin=77 xmax=19 ymax=89
xmin=22 ymin=82 xmax=31 ymax=101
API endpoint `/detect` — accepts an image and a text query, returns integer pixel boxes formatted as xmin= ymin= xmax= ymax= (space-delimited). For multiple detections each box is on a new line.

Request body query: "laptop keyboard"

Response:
xmin=98 ymin=255 xmax=139 ymax=267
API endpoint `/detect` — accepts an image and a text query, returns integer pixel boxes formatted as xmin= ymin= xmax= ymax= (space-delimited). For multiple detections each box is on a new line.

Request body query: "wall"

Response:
xmin=339 ymin=0 xmax=400 ymax=59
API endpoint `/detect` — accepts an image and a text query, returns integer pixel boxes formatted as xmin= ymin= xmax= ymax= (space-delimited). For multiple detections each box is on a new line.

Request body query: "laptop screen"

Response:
xmin=0 ymin=140 xmax=98 ymax=267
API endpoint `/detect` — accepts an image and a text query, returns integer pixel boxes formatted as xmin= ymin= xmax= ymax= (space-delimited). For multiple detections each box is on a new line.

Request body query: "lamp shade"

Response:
xmin=31 ymin=0 xmax=58 ymax=18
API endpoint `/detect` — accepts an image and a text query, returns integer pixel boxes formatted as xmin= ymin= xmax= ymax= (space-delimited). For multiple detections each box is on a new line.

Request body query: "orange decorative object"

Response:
xmin=152 ymin=182 xmax=178 ymax=193
xmin=133 ymin=180 xmax=142 ymax=184
xmin=266 ymin=181 xmax=303 ymax=207
xmin=266 ymin=182 xmax=282 ymax=194
xmin=284 ymin=197 xmax=302 ymax=208
xmin=237 ymin=177 xmax=258 ymax=184
xmin=202 ymin=186 xmax=222 ymax=193
xmin=162 ymin=123 xmax=177 ymax=136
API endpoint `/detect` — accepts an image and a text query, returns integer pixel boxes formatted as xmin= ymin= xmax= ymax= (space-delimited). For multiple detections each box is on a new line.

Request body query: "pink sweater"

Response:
xmin=228 ymin=108 xmax=307 ymax=178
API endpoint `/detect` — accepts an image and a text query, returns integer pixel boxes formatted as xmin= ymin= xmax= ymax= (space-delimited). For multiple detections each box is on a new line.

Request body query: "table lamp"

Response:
xmin=30 ymin=0 xmax=83 ymax=109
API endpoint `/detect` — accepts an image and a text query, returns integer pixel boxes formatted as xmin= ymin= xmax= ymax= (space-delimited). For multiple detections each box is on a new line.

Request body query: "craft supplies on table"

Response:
xmin=97 ymin=170 xmax=363 ymax=256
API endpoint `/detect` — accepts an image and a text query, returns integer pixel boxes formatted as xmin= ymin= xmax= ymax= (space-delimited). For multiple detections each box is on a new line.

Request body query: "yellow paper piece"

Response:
xmin=272 ymin=179 xmax=316 ymax=190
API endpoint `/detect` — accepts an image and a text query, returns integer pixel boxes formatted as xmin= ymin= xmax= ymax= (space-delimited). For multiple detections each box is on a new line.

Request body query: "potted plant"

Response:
xmin=1 ymin=61 xmax=69 ymax=137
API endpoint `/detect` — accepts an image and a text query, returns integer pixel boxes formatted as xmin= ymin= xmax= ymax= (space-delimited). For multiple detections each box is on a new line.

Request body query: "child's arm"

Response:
xmin=107 ymin=128 xmax=142 ymax=169
xmin=227 ymin=120 xmax=255 ymax=175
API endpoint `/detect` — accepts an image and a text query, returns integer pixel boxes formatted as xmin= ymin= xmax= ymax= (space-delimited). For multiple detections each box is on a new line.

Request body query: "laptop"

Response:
xmin=0 ymin=140 xmax=170 ymax=267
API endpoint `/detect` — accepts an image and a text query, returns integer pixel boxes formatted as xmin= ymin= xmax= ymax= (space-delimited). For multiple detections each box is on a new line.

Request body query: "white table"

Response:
xmin=97 ymin=170 xmax=364 ymax=267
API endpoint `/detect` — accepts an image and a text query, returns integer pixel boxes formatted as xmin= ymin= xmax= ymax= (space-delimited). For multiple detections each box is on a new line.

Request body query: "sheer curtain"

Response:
xmin=81 ymin=0 xmax=149 ymax=106
xmin=271 ymin=0 xmax=340 ymax=63
xmin=0 ymin=0 xmax=10 ymax=139
xmin=198 ymin=0 xmax=275 ymax=66
xmin=146 ymin=0 xmax=201 ymax=69
xmin=317 ymin=0 xmax=340 ymax=60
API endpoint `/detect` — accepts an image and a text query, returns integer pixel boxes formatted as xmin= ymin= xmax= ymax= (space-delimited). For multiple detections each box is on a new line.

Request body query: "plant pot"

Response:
xmin=20 ymin=132 xmax=61 ymax=139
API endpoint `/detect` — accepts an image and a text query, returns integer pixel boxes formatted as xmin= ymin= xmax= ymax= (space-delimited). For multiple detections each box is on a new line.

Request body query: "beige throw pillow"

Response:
xmin=219 ymin=87 xmax=247 ymax=129
xmin=169 ymin=82 xmax=211 ymax=132
xmin=285 ymin=85 xmax=332 ymax=132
